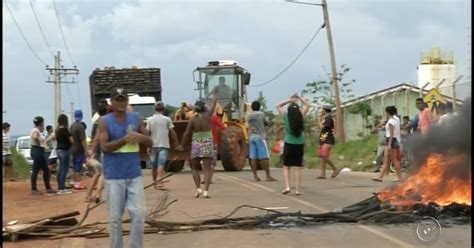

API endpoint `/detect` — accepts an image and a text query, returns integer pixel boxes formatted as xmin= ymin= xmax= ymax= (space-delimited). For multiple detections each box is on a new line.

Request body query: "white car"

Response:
xmin=15 ymin=136 xmax=33 ymax=166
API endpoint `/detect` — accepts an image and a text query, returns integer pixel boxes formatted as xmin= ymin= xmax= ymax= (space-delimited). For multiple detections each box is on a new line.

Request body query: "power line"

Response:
xmin=29 ymin=0 xmax=55 ymax=57
xmin=250 ymin=23 xmax=325 ymax=88
xmin=52 ymin=0 xmax=75 ymax=66
xmin=4 ymin=0 xmax=48 ymax=65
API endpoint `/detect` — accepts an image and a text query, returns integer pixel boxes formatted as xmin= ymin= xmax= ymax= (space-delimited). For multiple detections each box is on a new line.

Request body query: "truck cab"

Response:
xmin=195 ymin=60 xmax=251 ymax=122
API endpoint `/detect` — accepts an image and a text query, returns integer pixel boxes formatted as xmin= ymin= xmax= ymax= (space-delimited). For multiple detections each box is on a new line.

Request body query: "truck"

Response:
xmin=89 ymin=66 xmax=161 ymax=116
xmin=167 ymin=60 xmax=252 ymax=172
xmin=89 ymin=66 xmax=161 ymax=168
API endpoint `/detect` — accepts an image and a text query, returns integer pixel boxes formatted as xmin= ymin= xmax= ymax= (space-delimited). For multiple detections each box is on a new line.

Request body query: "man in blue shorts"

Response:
xmin=248 ymin=101 xmax=277 ymax=182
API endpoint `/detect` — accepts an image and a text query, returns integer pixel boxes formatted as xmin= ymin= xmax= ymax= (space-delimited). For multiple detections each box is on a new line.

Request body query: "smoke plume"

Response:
xmin=406 ymin=97 xmax=471 ymax=177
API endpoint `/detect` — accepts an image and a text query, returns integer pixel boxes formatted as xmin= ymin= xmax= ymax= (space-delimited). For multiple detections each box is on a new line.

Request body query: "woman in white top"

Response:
xmin=372 ymin=106 xmax=402 ymax=182
xmin=30 ymin=116 xmax=55 ymax=195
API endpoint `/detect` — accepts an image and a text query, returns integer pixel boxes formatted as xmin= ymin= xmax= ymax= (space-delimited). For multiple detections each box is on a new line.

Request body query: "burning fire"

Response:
xmin=377 ymin=153 xmax=471 ymax=207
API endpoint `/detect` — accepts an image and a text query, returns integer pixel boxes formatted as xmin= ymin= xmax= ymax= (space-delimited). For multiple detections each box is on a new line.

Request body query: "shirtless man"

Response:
xmin=177 ymin=96 xmax=217 ymax=198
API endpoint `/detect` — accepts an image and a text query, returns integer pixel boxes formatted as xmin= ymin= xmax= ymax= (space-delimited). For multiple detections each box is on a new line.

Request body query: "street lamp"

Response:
xmin=286 ymin=0 xmax=345 ymax=143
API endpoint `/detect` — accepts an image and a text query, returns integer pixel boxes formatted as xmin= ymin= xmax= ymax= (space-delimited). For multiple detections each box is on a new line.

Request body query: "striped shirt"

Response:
xmin=3 ymin=131 xmax=11 ymax=156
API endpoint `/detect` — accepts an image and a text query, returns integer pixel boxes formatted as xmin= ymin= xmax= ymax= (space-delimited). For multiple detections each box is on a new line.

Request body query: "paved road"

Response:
xmin=84 ymin=167 xmax=471 ymax=248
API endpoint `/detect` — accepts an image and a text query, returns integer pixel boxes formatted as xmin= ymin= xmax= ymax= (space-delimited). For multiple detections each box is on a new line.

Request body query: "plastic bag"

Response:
xmin=48 ymin=148 xmax=58 ymax=159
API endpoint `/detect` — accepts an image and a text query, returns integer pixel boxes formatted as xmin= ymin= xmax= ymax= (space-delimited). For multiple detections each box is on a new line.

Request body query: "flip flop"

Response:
xmin=254 ymin=177 xmax=261 ymax=182
xmin=266 ymin=178 xmax=277 ymax=181
xmin=331 ymin=169 xmax=342 ymax=178
xmin=371 ymin=178 xmax=383 ymax=182
xmin=315 ymin=176 xmax=327 ymax=179
xmin=281 ymin=189 xmax=290 ymax=195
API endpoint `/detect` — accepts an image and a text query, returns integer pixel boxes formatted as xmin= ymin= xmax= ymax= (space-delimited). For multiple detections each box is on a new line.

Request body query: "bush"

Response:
xmin=10 ymin=146 xmax=31 ymax=179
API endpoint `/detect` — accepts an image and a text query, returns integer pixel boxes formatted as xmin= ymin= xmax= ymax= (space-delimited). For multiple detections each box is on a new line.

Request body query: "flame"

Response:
xmin=377 ymin=153 xmax=471 ymax=207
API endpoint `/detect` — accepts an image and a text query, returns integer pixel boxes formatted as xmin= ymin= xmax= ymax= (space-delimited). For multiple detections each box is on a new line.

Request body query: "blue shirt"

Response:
xmin=102 ymin=112 xmax=142 ymax=180
xmin=411 ymin=114 xmax=419 ymax=132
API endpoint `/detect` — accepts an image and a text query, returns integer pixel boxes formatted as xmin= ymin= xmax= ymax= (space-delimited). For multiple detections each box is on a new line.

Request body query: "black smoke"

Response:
xmin=406 ymin=97 xmax=471 ymax=176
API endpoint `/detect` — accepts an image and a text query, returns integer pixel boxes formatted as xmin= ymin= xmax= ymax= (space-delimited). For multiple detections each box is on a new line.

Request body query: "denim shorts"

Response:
xmin=150 ymin=147 xmax=169 ymax=168
xmin=385 ymin=137 xmax=400 ymax=149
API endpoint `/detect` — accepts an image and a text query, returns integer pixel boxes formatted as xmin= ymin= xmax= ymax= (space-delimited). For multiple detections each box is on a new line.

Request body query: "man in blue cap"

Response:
xmin=70 ymin=109 xmax=88 ymax=190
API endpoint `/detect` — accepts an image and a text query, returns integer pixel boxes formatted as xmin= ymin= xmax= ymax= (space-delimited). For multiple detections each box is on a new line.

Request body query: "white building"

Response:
xmin=417 ymin=47 xmax=457 ymax=98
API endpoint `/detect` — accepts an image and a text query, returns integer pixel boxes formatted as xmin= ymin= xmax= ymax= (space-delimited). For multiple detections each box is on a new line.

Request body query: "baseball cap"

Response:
xmin=110 ymin=88 xmax=128 ymax=100
xmin=74 ymin=110 xmax=83 ymax=121
xmin=322 ymin=105 xmax=333 ymax=111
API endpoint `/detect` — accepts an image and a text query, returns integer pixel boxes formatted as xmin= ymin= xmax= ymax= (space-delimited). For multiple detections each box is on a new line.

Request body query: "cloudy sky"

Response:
xmin=3 ymin=0 xmax=471 ymax=136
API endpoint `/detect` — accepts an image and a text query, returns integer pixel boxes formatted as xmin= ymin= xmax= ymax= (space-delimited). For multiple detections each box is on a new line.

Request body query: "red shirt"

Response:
xmin=418 ymin=108 xmax=432 ymax=135
xmin=211 ymin=114 xmax=225 ymax=144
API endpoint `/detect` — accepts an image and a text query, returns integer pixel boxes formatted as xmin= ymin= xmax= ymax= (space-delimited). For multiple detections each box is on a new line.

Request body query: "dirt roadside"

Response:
xmin=2 ymin=177 xmax=109 ymax=248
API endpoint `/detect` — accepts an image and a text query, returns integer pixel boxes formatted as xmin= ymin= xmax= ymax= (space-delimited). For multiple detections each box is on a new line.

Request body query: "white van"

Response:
xmin=15 ymin=136 xmax=33 ymax=166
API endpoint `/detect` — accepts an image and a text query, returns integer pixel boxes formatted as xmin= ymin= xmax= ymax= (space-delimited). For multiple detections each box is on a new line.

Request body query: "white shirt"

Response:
xmin=438 ymin=113 xmax=454 ymax=126
xmin=146 ymin=113 xmax=174 ymax=148
xmin=385 ymin=116 xmax=401 ymax=142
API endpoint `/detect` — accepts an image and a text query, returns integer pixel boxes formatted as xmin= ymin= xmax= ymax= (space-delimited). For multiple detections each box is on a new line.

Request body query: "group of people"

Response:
xmin=371 ymin=98 xmax=457 ymax=182
xmin=23 ymin=110 xmax=90 ymax=195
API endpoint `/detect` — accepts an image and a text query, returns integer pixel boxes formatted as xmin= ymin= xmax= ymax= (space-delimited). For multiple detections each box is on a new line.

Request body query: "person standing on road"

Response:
xmin=276 ymin=93 xmax=310 ymax=195
xmin=30 ymin=116 xmax=55 ymax=195
xmin=315 ymin=106 xmax=340 ymax=179
xmin=371 ymin=121 xmax=387 ymax=173
xmin=85 ymin=99 xmax=108 ymax=202
xmin=3 ymin=122 xmax=13 ymax=181
xmin=70 ymin=110 xmax=88 ymax=190
xmin=44 ymin=125 xmax=58 ymax=176
xmin=177 ymin=96 xmax=218 ymax=198
xmin=205 ymin=105 xmax=226 ymax=184
xmin=146 ymin=101 xmax=179 ymax=191
xmin=372 ymin=106 xmax=402 ymax=182
xmin=416 ymin=98 xmax=432 ymax=135
xmin=55 ymin=114 xmax=73 ymax=195
xmin=248 ymin=100 xmax=277 ymax=182
xmin=98 ymin=88 xmax=152 ymax=248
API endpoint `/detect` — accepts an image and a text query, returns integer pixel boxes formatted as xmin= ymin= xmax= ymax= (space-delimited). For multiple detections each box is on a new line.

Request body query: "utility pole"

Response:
xmin=46 ymin=51 xmax=79 ymax=123
xmin=286 ymin=0 xmax=345 ymax=143
xmin=321 ymin=0 xmax=344 ymax=144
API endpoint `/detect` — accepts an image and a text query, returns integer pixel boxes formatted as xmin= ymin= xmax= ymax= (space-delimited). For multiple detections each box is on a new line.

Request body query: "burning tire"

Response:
xmin=220 ymin=125 xmax=248 ymax=171
xmin=165 ymin=160 xmax=185 ymax=172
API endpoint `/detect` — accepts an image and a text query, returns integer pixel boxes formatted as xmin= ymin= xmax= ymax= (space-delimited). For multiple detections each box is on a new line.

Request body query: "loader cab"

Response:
xmin=195 ymin=60 xmax=251 ymax=121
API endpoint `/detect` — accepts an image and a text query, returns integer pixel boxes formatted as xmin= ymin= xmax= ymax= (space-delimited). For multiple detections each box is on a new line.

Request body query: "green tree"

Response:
xmin=303 ymin=64 xmax=355 ymax=109
xmin=256 ymin=91 xmax=267 ymax=111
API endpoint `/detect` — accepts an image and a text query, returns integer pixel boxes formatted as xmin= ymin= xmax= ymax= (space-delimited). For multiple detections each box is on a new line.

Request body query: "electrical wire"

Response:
xmin=52 ymin=0 xmax=75 ymax=66
xmin=250 ymin=23 xmax=325 ymax=88
xmin=4 ymin=0 xmax=48 ymax=65
xmin=29 ymin=0 xmax=55 ymax=57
